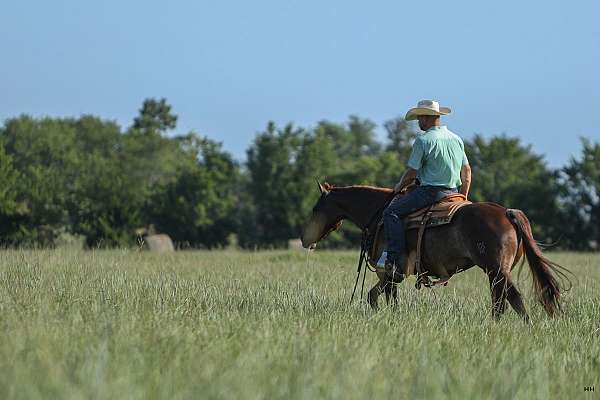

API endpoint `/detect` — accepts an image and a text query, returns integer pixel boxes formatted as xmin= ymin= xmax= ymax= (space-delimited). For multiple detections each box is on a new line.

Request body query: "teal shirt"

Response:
xmin=407 ymin=126 xmax=468 ymax=189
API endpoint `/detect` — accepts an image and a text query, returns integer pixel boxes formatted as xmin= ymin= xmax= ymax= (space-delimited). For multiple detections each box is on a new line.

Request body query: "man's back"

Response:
xmin=407 ymin=126 xmax=467 ymax=189
xmin=383 ymin=99 xmax=471 ymax=277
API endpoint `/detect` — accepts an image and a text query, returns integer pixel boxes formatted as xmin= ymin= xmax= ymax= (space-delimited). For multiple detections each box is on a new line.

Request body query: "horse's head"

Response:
xmin=300 ymin=181 xmax=344 ymax=249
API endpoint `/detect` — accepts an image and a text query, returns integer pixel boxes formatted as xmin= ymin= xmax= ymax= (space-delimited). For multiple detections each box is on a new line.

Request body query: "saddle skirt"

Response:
xmin=368 ymin=193 xmax=472 ymax=275
xmin=404 ymin=193 xmax=472 ymax=230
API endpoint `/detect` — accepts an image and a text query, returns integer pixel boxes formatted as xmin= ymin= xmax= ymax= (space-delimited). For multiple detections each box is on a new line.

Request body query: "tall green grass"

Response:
xmin=0 ymin=250 xmax=598 ymax=399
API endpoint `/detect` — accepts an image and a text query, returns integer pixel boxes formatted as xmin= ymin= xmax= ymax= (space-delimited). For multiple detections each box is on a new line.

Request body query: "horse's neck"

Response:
xmin=333 ymin=187 xmax=392 ymax=229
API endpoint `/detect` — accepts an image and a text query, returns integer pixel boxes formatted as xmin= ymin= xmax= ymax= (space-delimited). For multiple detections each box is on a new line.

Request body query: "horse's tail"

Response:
xmin=506 ymin=208 xmax=568 ymax=317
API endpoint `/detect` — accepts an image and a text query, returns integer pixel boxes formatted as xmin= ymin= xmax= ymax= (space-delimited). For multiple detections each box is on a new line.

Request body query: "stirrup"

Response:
xmin=385 ymin=262 xmax=405 ymax=283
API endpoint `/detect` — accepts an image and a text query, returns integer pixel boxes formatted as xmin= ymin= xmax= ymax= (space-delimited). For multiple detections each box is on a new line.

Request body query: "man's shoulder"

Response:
xmin=420 ymin=126 xmax=461 ymax=141
xmin=436 ymin=126 xmax=457 ymax=136
xmin=441 ymin=127 xmax=464 ymax=144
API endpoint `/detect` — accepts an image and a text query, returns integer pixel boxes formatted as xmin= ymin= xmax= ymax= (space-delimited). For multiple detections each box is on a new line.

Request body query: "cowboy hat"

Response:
xmin=405 ymin=100 xmax=451 ymax=121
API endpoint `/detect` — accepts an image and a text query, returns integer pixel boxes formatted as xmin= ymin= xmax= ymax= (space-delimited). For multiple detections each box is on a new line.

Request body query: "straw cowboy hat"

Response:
xmin=405 ymin=100 xmax=451 ymax=121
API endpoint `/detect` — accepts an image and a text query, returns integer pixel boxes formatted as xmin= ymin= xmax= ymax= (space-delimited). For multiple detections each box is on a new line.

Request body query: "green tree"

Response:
xmin=374 ymin=151 xmax=405 ymax=187
xmin=0 ymin=144 xmax=20 ymax=216
xmin=67 ymin=116 xmax=144 ymax=247
xmin=147 ymin=135 xmax=240 ymax=248
xmin=71 ymin=100 xmax=189 ymax=248
xmin=384 ymin=117 xmax=417 ymax=163
xmin=559 ymin=138 xmax=600 ymax=250
xmin=0 ymin=99 xmax=240 ymax=249
xmin=347 ymin=115 xmax=381 ymax=156
xmin=293 ymin=128 xmax=338 ymax=215
xmin=315 ymin=116 xmax=380 ymax=161
xmin=132 ymin=97 xmax=177 ymax=135
xmin=0 ymin=143 xmax=25 ymax=244
xmin=126 ymin=98 xmax=184 ymax=196
xmin=241 ymin=122 xmax=304 ymax=248
xmin=311 ymin=118 xmax=381 ymax=186
xmin=0 ymin=116 xmax=79 ymax=246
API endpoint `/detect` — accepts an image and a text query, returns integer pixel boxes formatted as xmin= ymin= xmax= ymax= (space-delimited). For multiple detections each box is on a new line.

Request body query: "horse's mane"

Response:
xmin=324 ymin=183 xmax=393 ymax=194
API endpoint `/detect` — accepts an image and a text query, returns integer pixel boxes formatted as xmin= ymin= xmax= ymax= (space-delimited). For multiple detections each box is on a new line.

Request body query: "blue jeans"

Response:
xmin=383 ymin=185 xmax=458 ymax=260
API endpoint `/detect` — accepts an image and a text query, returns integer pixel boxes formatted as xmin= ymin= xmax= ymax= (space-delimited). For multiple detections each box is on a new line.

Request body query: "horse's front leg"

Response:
xmin=384 ymin=282 xmax=391 ymax=305
xmin=383 ymin=280 xmax=399 ymax=307
xmin=391 ymin=284 xmax=398 ymax=306
xmin=367 ymin=281 xmax=382 ymax=310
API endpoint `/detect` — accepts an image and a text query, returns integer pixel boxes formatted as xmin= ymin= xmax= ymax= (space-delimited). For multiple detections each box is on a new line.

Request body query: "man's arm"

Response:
xmin=394 ymin=168 xmax=418 ymax=194
xmin=460 ymin=164 xmax=471 ymax=198
xmin=395 ymin=137 xmax=423 ymax=193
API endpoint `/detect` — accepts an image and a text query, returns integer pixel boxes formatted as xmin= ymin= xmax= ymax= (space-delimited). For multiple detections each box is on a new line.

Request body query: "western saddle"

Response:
xmin=405 ymin=193 xmax=471 ymax=230
xmin=373 ymin=192 xmax=472 ymax=288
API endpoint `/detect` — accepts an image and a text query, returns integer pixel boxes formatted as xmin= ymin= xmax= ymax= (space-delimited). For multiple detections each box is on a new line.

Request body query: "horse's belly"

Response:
xmin=407 ymin=226 xmax=471 ymax=279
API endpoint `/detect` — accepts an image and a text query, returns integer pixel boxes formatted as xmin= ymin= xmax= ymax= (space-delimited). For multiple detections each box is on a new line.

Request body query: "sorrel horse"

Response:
xmin=301 ymin=182 xmax=570 ymax=321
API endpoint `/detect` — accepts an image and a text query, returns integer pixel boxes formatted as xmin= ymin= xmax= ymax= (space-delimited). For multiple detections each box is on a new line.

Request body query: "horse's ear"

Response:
xmin=316 ymin=179 xmax=328 ymax=194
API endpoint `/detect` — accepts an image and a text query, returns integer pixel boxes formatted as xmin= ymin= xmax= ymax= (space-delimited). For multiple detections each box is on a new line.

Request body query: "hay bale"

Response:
xmin=288 ymin=239 xmax=304 ymax=250
xmin=143 ymin=234 xmax=175 ymax=252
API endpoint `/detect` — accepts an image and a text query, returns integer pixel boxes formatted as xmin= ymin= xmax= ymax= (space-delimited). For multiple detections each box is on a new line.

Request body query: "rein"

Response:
xmin=350 ymin=193 xmax=396 ymax=303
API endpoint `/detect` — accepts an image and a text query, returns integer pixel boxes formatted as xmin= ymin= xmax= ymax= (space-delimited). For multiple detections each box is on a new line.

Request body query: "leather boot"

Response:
xmin=385 ymin=252 xmax=407 ymax=282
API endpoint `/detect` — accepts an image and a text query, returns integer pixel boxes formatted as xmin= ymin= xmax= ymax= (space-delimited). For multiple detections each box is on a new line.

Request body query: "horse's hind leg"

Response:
xmin=506 ymin=276 xmax=530 ymax=323
xmin=488 ymin=270 xmax=508 ymax=320
xmin=488 ymin=267 xmax=530 ymax=322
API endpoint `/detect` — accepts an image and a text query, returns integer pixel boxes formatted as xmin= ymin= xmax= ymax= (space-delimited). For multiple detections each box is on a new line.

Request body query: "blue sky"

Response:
xmin=1 ymin=0 xmax=599 ymax=167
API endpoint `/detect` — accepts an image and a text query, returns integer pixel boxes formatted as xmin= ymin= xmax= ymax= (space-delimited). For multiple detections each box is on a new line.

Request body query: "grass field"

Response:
xmin=0 ymin=249 xmax=598 ymax=399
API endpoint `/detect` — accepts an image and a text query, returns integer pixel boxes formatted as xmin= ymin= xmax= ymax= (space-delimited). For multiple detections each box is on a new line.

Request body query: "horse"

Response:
xmin=300 ymin=182 xmax=570 ymax=321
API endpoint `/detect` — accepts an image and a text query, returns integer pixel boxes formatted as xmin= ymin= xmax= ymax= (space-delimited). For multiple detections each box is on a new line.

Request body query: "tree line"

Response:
xmin=0 ymin=98 xmax=598 ymax=250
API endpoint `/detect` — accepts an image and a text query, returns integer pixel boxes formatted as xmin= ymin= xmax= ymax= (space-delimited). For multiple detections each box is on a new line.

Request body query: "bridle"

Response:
xmin=316 ymin=219 xmax=343 ymax=243
xmin=349 ymin=192 xmax=396 ymax=303
xmin=307 ymin=186 xmax=399 ymax=303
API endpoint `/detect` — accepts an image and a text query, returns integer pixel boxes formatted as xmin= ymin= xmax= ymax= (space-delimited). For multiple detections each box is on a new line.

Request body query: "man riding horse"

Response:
xmin=301 ymin=100 xmax=568 ymax=319
xmin=384 ymin=100 xmax=472 ymax=281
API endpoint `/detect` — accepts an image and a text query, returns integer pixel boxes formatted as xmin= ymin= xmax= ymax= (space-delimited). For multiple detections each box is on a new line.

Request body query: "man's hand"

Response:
xmin=393 ymin=168 xmax=418 ymax=194
xmin=393 ymin=181 xmax=404 ymax=193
